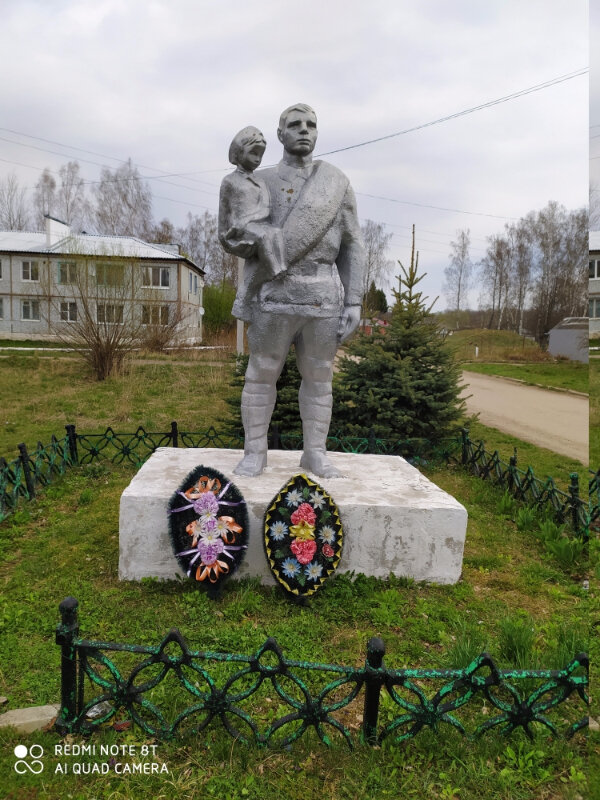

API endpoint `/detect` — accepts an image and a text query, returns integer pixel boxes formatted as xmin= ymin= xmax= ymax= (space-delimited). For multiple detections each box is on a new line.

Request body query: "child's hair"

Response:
xmin=228 ymin=126 xmax=267 ymax=166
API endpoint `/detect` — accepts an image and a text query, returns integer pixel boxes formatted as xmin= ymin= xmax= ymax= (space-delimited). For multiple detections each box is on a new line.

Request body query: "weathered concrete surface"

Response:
xmin=119 ymin=448 xmax=467 ymax=585
xmin=0 ymin=704 xmax=59 ymax=733
xmin=461 ymin=371 xmax=588 ymax=464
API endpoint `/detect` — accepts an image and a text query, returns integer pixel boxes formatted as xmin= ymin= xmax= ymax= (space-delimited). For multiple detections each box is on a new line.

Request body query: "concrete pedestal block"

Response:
xmin=119 ymin=448 xmax=467 ymax=585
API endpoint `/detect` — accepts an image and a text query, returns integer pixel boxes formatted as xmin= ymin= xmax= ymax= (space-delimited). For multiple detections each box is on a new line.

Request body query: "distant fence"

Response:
xmin=55 ymin=598 xmax=588 ymax=747
xmin=1 ymin=423 xmax=593 ymax=536
xmin=458 ymin=430 xmax=590 ymax=539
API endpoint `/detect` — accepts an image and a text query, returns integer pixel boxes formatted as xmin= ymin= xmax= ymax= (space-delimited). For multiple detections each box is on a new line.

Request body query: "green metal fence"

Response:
xmin=1 ymin=423 xmax=594 ymax=536
xmin=459 ymin=430 xmax=590 ymax=538
xmin=55 ymin=598 xmax=588 ymax=748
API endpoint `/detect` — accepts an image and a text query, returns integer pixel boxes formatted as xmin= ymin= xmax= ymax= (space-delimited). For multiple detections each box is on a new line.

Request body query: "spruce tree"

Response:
xmin=221 ymin=350 xmax=303 ymax=440
xmin=332 ymin=226 xmax=465 ymax=450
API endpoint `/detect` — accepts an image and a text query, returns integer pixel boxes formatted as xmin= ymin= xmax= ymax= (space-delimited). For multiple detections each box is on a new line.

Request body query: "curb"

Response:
xmin=461 ymin=370 xmax=588 ymax=397
xmin=0 ymin=705 xmax=60 ymax=734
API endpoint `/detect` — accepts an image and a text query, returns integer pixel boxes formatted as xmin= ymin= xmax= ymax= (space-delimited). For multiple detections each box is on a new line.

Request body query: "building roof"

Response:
xmin=0 ymin=229 xmax=204 ymax=273
xmin=590 ymin=231 xmax=600 ymax=252
xmin=549 ymin=317 xmax=588 ymax=331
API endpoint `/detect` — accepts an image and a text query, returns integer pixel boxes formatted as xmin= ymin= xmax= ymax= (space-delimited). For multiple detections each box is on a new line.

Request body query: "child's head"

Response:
xmin=229 ymin=126 xmax=266 ymax=171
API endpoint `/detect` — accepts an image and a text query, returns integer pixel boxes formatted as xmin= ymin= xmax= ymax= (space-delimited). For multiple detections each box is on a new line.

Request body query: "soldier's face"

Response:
xmin=278 ymin=109 xmax=318 ymax=156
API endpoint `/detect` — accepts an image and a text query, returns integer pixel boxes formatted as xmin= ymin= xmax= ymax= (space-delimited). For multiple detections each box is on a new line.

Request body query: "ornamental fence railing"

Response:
xmin=458 ymin=430 xmax=590 ymax=539
xmin=55 ymin=598 xmax=588 ymax=748
xmin=0 ymin=423 xmax=594 ymax=536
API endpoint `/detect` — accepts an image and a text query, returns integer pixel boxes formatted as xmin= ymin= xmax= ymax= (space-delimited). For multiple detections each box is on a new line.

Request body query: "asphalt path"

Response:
xmin=460 ymin=371 xmax=588 ymax=464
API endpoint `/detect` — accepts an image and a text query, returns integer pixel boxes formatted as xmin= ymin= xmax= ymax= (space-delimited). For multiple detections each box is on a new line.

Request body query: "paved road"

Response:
xmin=460 ymin=371 xmax=588 ymax=464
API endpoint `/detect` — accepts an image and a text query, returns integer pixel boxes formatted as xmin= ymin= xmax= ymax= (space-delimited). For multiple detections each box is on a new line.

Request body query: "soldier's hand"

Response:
xmin=337 ymin=305 xmax=361 ymax=343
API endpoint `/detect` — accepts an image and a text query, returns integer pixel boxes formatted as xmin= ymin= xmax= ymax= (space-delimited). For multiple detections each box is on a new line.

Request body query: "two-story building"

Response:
xmin=0 ymin=216 xmax=205 ymax=343
xmin=590 ymin=231 xmax=600 ymax=337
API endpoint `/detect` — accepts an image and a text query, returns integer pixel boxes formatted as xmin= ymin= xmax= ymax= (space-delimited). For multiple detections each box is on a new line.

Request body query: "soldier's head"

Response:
xmin=277 ymin=104 xmax=318 ymax=156
xmin=228 ymin=126 xmax=267 ymax=171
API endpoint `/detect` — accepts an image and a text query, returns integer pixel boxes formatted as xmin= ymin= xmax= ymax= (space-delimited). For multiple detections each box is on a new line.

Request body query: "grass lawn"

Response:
xmin=463 ymin=420 xmax=586 ymax=492
xmin=0 ymin=349 xmax=234 ymax=459
xmin=0 ymin=340 xmax=594 ymax=798
xmin=0 ymin=456 xmax=593 ymax=798
xmin=591 ymin=360 xmax=600 ymax=469
xmin=461 ymin=362 xmax=588 ymax=395
xmin=446 ymin=329 xmax=548 ymax=363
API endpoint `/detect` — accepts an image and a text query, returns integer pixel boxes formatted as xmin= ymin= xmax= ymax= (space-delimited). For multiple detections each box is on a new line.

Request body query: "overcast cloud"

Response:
xmin=0 ymin=0 xmax=588 ymax=305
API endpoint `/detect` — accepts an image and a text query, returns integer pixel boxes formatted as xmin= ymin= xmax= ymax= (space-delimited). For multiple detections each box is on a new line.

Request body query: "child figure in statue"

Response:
xmin=218 ymin=126 xmax=286 ymax=282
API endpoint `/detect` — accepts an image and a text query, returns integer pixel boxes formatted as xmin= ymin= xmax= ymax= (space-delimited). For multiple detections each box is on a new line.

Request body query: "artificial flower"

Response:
xmin=289 ymin=520 xmax=315 ymax=540
xmin=305 ymin=562 xmax=323 ymax=581
xmin=290 ymin=539 xmax=317 ymax=565
xmin=290 ymin=503 xmax=316 ymax=526
xmin=198 ymin=538 xmax=225 ymax=564
xmin=269 ymin=520 xmax=288 ymax=541
xmin=281 ymin=558 xmax=301 ymax=578
xmin=186 ymin=519 xmax=201 ymax=545
xmin=199 ymin=526 xmax=222 ymax=545
xmin=309 ymin=490 xmax=326 ymax=510
xmin=318 ymin=525 xmax=336 ymax=544
xmin=322 ymin=543 xmax=335 ymax=558
xmin=215 ymin=515 xmax=242 ymax=543
xmin=285 ymin=489 xmax=302 ymax=507
xmin=185 ymin=476 xmax=221 ymax=499
xmin=191 ymin=491 xmax=219 ymax=516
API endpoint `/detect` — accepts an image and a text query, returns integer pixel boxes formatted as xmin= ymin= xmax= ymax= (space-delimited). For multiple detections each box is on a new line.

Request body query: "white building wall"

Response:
xmin=0 ymin=252 xmax=204 ymax=343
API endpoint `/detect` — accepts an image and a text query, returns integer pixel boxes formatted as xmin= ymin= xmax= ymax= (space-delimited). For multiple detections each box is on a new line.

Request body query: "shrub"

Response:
xmin=332 ymin=234 xmax=465 ymax=449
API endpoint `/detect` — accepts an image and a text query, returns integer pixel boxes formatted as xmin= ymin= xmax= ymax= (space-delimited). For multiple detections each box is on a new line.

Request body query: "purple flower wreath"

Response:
xmin=168 ymin=466 xmax=248 ymax=588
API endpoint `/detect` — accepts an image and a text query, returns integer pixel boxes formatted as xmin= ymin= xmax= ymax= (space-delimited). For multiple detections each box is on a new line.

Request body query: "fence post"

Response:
xmin=65 ymin=424 xmax=78 ymax=465
xmin=368 ymin=428 xmax=377 ymax=454
xmin=568 ymin=472 xmax=580 ymax=532
xmin=171 ymin=421 xmax=179 ymax=448
xmin=17 ymin=443 xmax=35 ymax=499
xmin=55 ymin=597 xmax=80 ymax=734
xmin=507 ymin=448 xmax=517 ymax=491
xmin=460 ymin=429 xmax=469 ymax=465
xmin=270 ymin=424 xmax=281 ymax=450
xmin=362 ymin=636 xmax=386 ymax=745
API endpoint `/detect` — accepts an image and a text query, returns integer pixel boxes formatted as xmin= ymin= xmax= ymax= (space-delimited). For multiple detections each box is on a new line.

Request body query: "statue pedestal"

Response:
xmin=119 ymin=448 xmax=467 ymax=585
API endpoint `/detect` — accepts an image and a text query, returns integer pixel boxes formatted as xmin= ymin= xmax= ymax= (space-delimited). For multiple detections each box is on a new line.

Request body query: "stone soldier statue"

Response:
xmin=218 ymin=103 xmax=366 ymax=478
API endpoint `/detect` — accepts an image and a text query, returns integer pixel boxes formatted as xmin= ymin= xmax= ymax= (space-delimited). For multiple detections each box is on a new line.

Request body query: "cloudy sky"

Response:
xmin=1 ymin=0 xmax=588 ymax=306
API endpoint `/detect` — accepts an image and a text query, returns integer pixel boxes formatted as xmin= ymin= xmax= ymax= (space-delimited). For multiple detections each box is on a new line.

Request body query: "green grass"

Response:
xmin=446 ymin=329 xmax=549 ymax=363
xmin=0 ymin=337 xmax=594 ymax=798
xmin=0 ymin=351 xmax=233 ymax=458
xmin=0 ymin=455 xmax=593 ymax=799
xmin=463 ymin=419 xmax=585 ymax=490
xmin=461 ymin=361 xmax=588 ymax=395
xmin=591 ymin=360 xmax=600 ymax=469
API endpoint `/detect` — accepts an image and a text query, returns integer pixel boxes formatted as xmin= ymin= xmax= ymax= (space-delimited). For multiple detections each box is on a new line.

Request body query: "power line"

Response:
xmin=0 ymin=127 xmax=222 ymax=188
xmin=357 ymin=191 xmax=517 ymax=220
xmin=316 ymin=68 xmax=587 ymax=158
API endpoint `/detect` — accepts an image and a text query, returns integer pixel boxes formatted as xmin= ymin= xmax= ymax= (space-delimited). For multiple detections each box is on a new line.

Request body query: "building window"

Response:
xmin=60 ymin=301 xmax=77 ymax=322
xmin=193 ymin=274 xmax=198 ymax=294
xmin=142 ymin=305 xmax=169 ymax=325
xmin=0 ymin=298 xmax=3 ymax=318
xmin=142 ymin=266 xmax=170 ymax=288
xmin=96 ymin=263 xmax=125 ymax=287
xmin=22 ymin=299 xmax=40 ymax=320
xmin=97 ymin=304 xmax=124 ymax=324
xmin=0 ymin=259 xmax=3 ymax=279
xmin=58 ymin=261 xmax=78 ymax=284
xmin=590 ymin=298 xmax=600 ymax=319
xmin=22 ymin=260 xmax=39 ymax=281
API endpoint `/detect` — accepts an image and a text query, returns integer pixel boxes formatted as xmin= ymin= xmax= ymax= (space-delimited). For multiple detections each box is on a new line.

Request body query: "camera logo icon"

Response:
xmin=14 ymin=744 xmax=44 ymax=774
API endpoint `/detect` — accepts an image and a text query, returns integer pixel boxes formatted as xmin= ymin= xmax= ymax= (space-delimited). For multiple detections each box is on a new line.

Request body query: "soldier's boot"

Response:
xmin=234 ymin=383 xmax=275 ymax=477
xmin=298 ymin=384 xmax=343 ymax=479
